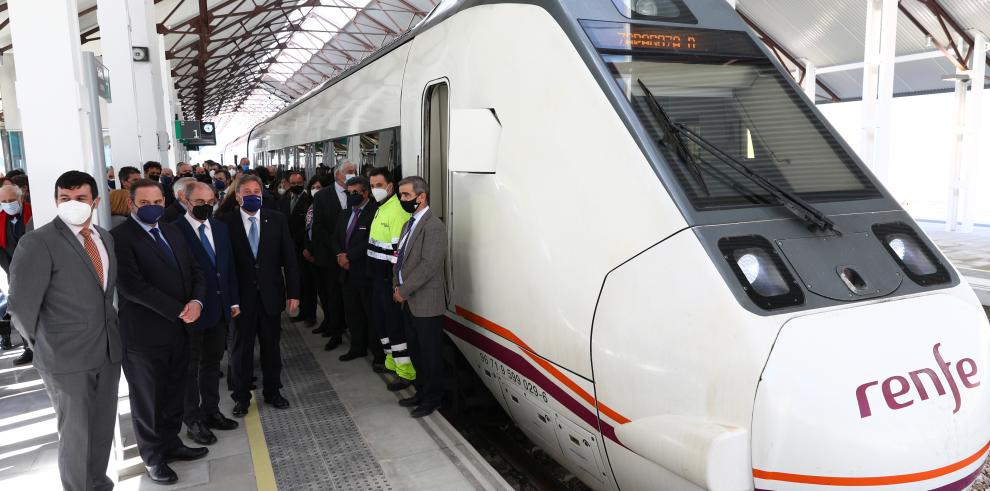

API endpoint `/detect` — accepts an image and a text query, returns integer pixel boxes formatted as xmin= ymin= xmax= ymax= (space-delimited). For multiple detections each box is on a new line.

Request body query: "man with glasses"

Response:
xmin=175 ymin=181 xmax=241 ymax=445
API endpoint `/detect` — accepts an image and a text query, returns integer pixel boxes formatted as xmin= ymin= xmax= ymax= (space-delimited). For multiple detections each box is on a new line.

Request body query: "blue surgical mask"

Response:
xmin=241 ymin=194 xmax=262 ymax=212
xmin=136 ymin=204 xmax=165 ymax=225
xmin=214 ymin=180 xmax=226 ymax=190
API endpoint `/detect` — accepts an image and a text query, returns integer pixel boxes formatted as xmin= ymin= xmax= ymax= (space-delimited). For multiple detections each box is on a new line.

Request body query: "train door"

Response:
xmin=422 ymin=81 xmax=448 ymax=222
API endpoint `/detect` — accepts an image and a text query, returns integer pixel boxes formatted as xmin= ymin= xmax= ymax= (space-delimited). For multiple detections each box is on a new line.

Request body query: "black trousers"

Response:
xmin=318 ymin=264 xmax=346 ymax=336
xmin=403 ymin=304 xmax=444 ymax=407
xmin=372 ymin=277 xmax=405 ymax=359
xmin=184 ymin=321 xmax=227 ymax=425
xmin=341 ymin=279 xmax=384 ymax=361
xmin=230 ymin=293 xmax=283 ymax=403
xmin=298 ymin=254 xmax=318 ymax=322
xmin=123 ymin=335 xmax=188 ymax=466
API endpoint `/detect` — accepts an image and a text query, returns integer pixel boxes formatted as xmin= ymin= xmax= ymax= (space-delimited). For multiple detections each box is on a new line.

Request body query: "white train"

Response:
xmin=246 ymin=1 xmax=990 ymax=489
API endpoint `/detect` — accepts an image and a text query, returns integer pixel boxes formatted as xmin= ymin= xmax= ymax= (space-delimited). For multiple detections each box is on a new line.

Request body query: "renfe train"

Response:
xmin=246 ymin=1 xmax=990 ymax=489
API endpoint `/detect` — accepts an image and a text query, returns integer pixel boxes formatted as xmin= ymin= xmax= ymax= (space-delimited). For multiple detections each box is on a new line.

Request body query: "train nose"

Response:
xmin=751 ymin=293 xmax=990 ymax=490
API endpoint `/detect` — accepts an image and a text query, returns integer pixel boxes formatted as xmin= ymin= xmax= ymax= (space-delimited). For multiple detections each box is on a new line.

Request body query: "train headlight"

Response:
xmin=718 ymin=236 xmax=804 ymax=310
xmin=872 ymin=223 xmax=951 ymax=286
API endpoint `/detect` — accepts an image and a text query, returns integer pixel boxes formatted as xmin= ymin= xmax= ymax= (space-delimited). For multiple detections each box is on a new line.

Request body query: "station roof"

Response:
xmin=0 ymin=0 xmax=985 ymax=125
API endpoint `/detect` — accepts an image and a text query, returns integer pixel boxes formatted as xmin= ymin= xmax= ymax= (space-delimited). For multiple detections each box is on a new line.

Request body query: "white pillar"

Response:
xmin=801 ymin=58 xmax=817 ymax=102
xmin=860 ymin=0 xmax=897 ymax=184
xmin=960 ymin=30 xmax=986 ymax=233
xmin=946 ymin=77 xmax=967 ymax=232
xmin=126 ymin=0 xmax=170 ymax=167
xmin=347 ymin=135 xmax=362 ymax=167
xmin=8 ymin=0 xmax=99 ymax=225
xmin=97 ymin=0 xmax=144 ymax=172
xmin=0 ymin=54 xmax=21 ymax=132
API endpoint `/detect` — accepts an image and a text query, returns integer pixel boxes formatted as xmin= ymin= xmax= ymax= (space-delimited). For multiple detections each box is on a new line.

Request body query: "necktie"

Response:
xmin=305 ymin=205 xmax=314 ymax=241
xmin=199 ymin=223 xmax=216 ymax=265
xmin=150 ymin=228 xmax=177 ymax=266
xmin=290 ymin=194 xmax=299 ymax=212
xmin=344 ymin=208 xmax=361 ymax=247
xmin=248 ymin=216 xmax=259 ymax=258
xmin=79 ymin=228 xmax=104 ymax=289
xmin=395 ymin=217 xmax=415 ymax=276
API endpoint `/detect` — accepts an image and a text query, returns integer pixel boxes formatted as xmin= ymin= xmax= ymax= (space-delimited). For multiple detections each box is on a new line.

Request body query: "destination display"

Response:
xmin=582 ymin=20 xmax=763 ymax=57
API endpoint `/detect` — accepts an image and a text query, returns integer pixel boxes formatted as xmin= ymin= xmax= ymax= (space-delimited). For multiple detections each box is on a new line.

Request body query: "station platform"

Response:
xmin=922 ymin=223 xmax=990 ymax=307
xmin=0 ymin=316 xmax=511 ymax=491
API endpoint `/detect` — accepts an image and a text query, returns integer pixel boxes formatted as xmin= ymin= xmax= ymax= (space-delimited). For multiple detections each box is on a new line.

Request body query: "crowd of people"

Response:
xmin=2 ymin=159 xmax=449 ymax=489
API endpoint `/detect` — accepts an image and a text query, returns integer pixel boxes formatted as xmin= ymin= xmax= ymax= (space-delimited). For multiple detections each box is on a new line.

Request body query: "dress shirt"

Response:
xmin=334 ymin=182 xmax=347 ymax=209
xmin=239 ymin=207 xmax=261 ymax=236
xmin=67 ymin=222 xmax=110 ymax=290
xmin=131 ymin=214 xmax=173 ymax=249
xmin=184 ymin=213 xmax=214 ymax=251
xmin=397 ymin=206 xmax=429 ymax=285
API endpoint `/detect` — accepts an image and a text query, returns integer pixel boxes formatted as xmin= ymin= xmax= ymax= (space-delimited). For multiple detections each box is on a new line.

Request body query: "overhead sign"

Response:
xmin=177 ymin=120 xmax=216 ymax=146
xmin=581 ymin=20 xmax=763 ymax=57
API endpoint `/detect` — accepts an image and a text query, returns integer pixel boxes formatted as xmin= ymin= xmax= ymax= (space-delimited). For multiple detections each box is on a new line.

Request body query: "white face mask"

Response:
xmin=277 ymin=188 xmax=287 ymax=196
xmin=0 ymin=201 xmax=21 ymax=216
xmin=371 ymin=187 xmax=388 ymax=202
xmin=344 ymin=173 xmax=356 ymax=182
xmin=208 ymin=170 xmax=215 ymax=178
xmin=57 ymin=200 xmax=93 ymax=226
xmin=311 ymin=188 xmax=321 ymax=197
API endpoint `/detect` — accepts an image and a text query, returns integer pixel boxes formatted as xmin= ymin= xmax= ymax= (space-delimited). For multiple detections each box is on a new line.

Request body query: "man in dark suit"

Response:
xmin=219 ymin=174 xmax=300 ymax=417
xmin=0 ymin=183 xmax=32 ymax=357
xmin=331 ymin=176 xmax=383 ymax=362
xmin=309 ymin=162 xmax=356 ymax=348
xmin=393 ymin=176 xmax=448 ymax=418
xmin=113 ymin=179 xmax=208 ymax=484
xmin=278 ymin=171 xmax=315 ymax=326
xmin=163 ymin=177 xmax=194 ymax=223
xmin=9 ymin=171 xmax=120 ymax=491
xmin=175 ymin=181 xmax=241 ymax=445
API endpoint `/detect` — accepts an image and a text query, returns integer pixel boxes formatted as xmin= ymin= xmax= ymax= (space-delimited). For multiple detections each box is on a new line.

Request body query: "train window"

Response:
xmin=595 ymin=29 xmax=880 ymax=210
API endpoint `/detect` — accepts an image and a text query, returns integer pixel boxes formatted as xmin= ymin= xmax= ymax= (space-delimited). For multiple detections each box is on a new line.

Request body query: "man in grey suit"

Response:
xmin=9 ymin=170 xmax=121 ymax=491
xmin=392 ymin=176 xmax=448 ymax=418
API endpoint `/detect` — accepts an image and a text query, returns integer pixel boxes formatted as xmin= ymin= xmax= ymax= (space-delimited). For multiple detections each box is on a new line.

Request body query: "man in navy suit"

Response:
xmin=218 ymin=175 xmax=300 ymax=417
xmin=112 ymin=179 xmax=208 ymax=485
xmin=175 ymin=181 xmax=241 ymax=446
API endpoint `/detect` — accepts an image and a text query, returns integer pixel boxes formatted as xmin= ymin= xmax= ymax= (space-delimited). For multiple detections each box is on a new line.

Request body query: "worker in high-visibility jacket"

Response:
xmin=366 ymin=167 xmax=414 ymax=390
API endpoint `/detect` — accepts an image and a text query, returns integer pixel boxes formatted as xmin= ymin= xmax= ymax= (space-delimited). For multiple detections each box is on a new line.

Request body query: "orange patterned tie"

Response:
xmin=80 ymin=228 xmax=104 ymax=289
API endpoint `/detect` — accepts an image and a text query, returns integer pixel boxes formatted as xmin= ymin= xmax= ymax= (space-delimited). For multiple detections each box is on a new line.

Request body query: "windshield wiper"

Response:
xmin=674 ymin=123 xmax=838 ymax=232
xmin=637 ymin=80 xmax=709 ymax=196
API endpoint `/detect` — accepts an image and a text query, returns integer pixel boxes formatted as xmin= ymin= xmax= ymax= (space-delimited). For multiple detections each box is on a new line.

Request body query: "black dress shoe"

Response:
xmin=398 ymin=396 xmax=421 ymax=408
xmin=321 ymin=329 xmax=333 ymax=338
xmin=164 ymin=445 xmax=209 ymax=462
xmin=338 ymin=352 xmax=363 ymax=361
xmin=204 ymin=412 xmax=239 ymax=431
xmin=186 ymin=422 xmax=217 ymax=445
xmin=12 ymin=348 xmax=32 ymax=366
xmin=265 ymin=394 xmax=290 ymax=409
xmin=312 ymin=325 xmax=328 ymax=334
xmin=410 ymin=405 xmax=438 ymax=418
xmin=304 ymin=318 xmax=317 ymax=327
xmin=232 ymin=401 xmax=250 ymax=417
xmin=145 ymin=463 xmax=178 ymax=484
xmin=387 ymin=379 xmax=412 ymax=392
xmin=372 ymin=362 xmax=387 ymax=373
xmin=324 ymin=336 xmax=341 ymax=351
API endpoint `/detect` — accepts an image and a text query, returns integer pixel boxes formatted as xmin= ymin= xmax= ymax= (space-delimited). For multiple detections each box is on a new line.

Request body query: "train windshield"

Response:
xmin=585 ymin=22 xmax=880 ymax=210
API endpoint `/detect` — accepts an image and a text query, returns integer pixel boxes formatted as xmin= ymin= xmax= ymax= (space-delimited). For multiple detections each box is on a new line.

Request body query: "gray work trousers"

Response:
xmin=37 ymin=360 xmax=121 ymax=491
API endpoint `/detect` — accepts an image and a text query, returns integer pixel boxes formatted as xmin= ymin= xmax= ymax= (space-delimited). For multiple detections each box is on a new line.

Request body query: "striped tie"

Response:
xmin=79 ymin=228 xmax=104 ymax=289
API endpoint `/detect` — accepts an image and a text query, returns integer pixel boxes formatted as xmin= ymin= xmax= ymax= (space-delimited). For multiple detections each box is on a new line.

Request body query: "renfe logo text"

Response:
xmin=856 ymin=343 xmax=979 ymax=418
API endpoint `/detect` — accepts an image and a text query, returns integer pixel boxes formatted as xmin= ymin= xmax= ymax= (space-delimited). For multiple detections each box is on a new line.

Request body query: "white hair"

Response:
xmin=0 ymin=182 xmax=22 ymax=199
xmin=335 ymin=161 xmax=356 ymax=176
xmin=173 ymin=177 xmax=196 ymax=197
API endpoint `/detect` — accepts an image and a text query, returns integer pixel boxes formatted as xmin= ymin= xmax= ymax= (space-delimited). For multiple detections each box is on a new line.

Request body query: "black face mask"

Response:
xmin=191 ymin=204 xmax=213 ymax=221
xmin=148 ymin=174 xmax=161 ymax=182
xmin=290 ymin=185 xmax=305 ymax=195
xmin=400 ymin=196 xmax=419 ymax=214
xmin=347 ymin=192 xmax=364 ymax=208
xmin=178 ymin=172 xmax=193 ymax=178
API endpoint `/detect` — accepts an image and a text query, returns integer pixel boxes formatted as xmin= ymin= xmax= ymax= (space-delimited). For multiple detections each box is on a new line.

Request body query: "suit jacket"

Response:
xmin=331 ymin=200 xmax=378 ymax=287
xmin=310 ymin=187 xmax=345 ymax=268
xmin=8 ymin=218 xmax=121 ymax=374
xmin=0 ymin=214 xmax=33 ymax=274
xmin=219 ymin=208 xmax=301 ymax=317
xmin=112 ymin=217 xmax=206 ymax=347
xmin=162 ymin=201 xmax=186 ymax=223
xmin=175 ymin=217 xmax=240 ymax=330
xmin=393 ymin=208 xmax=447 ymax=317
xmin=278 ymin=190 xmax=312 ymax=255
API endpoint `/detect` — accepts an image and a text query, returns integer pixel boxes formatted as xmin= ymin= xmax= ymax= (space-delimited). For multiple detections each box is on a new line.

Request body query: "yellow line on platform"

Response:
xmin=245 ymin=393 xmax=278 ymax=491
